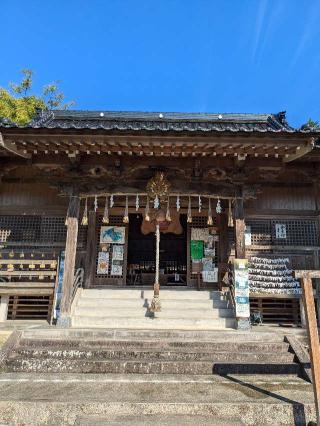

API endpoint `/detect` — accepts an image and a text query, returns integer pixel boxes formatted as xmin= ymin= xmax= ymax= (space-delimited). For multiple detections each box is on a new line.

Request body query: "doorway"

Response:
xmin=127 ymin=213 xmax=188 ymax=286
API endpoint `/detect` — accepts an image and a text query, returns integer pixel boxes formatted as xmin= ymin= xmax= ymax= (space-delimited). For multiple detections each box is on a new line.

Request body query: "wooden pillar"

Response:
xmin=217 ymin=212 xmax=229 ymax=290
xmin=0 ymin=296 xmax=9 ymax=322
xmin=234 ymin=187 xmax=245 ymax=259
xmin=84 ymin=210 xmax=97 ymax=288
xmin=295 ymin=270 xmax=320 ymax=425
xmin=59 ymin=194 xmax=80 ymax=326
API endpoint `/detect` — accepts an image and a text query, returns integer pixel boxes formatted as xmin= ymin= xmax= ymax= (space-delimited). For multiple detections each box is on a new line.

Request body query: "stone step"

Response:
xmin=73 ymin=306 xmax=234 ymax=319
xmin=6 ymin=357 xmax=301 ymax=375
xmin=0 ymin=373 xmax=314 ymax=425
xmin=81 ymin=289 xmax=224 ymax=300
xmin=13 ymin=347 xmax=295 ymax=363
xmin=71 ymin=316 xmax=236 ymax=329
xmin=76 ymin=298 xmax=230 ymax=309
xmin=18 ymin=338 xmax=290 ymax=353
xmin=20 ymin=328 xmax=286 ymax=342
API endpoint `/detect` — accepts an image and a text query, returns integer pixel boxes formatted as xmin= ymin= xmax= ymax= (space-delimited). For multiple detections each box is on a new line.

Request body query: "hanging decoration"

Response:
xmin=123 ymin=195 xmax=129 ymax=223
xmin=146 ymin=172 xmax=171 ymax=205
xmin=135 ymin=194 xmax=140 ymax=211
xmin=187 ymin=196 xmax=192 ymax=223
xmin=228 ymin=199 xmax=234 ymax=227
xmin=81 ymin=198 xmax=88 ymax=226
xmin=94 ymin=195 xmax=98 ymax=212
xmin=176 ymin=195 xmax=181 ymax=212
xmin=166 ymin=197 xmax=171 ymax=222
xmin=102 ymin=196 xmax=109 ymax=224
xmin=110 ymin=194 xmax=114 ymax=208
xmin=216 ymin=198 xmax=222 ymax=214
xmin=207 ymin=198 xmax=213 ymax=226
xmin=198 ymin=195 xmax=202 ymax=213
xmin=145 ymin=196 xmax=150 ymax=221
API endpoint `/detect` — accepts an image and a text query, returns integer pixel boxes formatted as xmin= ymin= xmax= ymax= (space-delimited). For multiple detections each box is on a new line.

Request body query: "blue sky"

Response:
xmin=1 ymin=0 xmax=320 ymax=127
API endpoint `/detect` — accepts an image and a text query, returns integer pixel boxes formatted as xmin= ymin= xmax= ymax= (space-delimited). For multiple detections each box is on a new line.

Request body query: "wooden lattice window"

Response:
xmin=0 ymin=215 xmax=87 ymax=248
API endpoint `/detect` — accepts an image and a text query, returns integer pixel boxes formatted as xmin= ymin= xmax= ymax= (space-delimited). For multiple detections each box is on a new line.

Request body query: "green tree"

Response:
xmin=0 ymin=69 xmax=74 ymax=125
xmin=302 ymin=118 xmax=320 ymax=130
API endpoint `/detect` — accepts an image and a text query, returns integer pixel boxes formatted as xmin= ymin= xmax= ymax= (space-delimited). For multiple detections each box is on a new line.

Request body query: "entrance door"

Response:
xmin=127 ymin=213 xmax=187 ymax=286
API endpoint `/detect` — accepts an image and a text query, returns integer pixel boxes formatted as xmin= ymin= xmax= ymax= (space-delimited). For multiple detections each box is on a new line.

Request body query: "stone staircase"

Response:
xmin=71 ymin=288 xmax=235 ymax=329
xmin=0 ymin=328 xmax=314 ymax=425
xmin=4 ymin=328 xmax=302 ymax=375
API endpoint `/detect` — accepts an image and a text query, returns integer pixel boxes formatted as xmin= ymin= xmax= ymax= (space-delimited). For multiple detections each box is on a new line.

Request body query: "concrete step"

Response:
xmin=71 ymin=316 xmax=236 ymax=329
xmin=76 ymin=298 xmax=230 ymax=309
xmin=6 ymin=357 xmax=301 ymax=375
xmin=0 ymin=373 xmax=314 ymax=425
xmin=14 ymin=347 xmax=295 ymax=363
xmin=73 ymin=306 xmax=234 ymax=319
xmin=18 ymin=338 xmax=291 ymax=353
xmin=81 ymin=289 xmax=224 ymax=300
xmin=20 ymin=328 xmax=286 ymax=342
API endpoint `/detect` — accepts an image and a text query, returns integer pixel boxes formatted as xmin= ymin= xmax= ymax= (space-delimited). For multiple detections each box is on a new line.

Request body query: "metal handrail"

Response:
xmin=71 ymin=268 xmax=84 ymax=303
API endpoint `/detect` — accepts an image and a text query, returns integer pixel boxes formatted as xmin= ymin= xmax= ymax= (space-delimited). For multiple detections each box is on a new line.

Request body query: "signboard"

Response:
xmin=234 ymin=258 xmax=250 ymax=318
xmin=202 ymin=269 xmax=218 ymax=283
xmin=190 ymin=240 xmax=204 ymax=260
xmin=100 ymin=226 xmax=125 ymax=244
xmin=275 ymin=224 xmax=287 ymax=239
xmin=245 ymin=226 xmax=251 ymax=246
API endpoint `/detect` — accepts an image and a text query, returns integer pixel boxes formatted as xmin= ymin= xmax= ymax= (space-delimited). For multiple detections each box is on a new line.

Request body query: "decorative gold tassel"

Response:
xmin=207 ymin=198 xmax=213 ymax=226
xmin=145 ymin=196 xmax=150 ymax=221
xmin=166 ymin=197 xmax=171 ymax=221
xmin=187 ymin=196 xmax=192 ymax=223
xmin=81 ymin=198 xmax=88 ymax=226
xmin=123 ymin=195 xmax=129 ymax=223
xmin=102 ymin=196 xmax=109 ymax=224
xmin=228 ymin=199 xmax=234 ymax=227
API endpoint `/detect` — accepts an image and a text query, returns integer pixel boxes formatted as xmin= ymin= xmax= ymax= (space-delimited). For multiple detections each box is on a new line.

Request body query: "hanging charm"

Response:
xmin=94 ymin=195 xmax=98 ymax=212
xmin=216 ymin=198 xmax=222 ymax=214
xmin=145 ymin=196 xmax=150 ymax=221
xmin=207 ymin=198 xmax=213 ymax=226
xmin=154 ymin=195 xmax=160 ymax=209
xmin=110 ymin=194 xmax=114 ymax=208
xmin=166 ymin=197 xmax=171 ymax=222
xmin=228 ymin=199 xmax=234 ymax=227
xmin=135 ymin=194 xmax=140 ymax=211
xmin=102 ymin=196 xmax=109 ymax=224
xmin=81 ymin=198 xmax=88 ymax=226
xmin=187 ymin=196 xmax=192 ymax=223
xmin=123 ymin=195 xmax=129 ymax=223
xmin=198 ymin=195 xmax=202 ymax=213
xmin=176 ymin=195 xmax=180 ymax=212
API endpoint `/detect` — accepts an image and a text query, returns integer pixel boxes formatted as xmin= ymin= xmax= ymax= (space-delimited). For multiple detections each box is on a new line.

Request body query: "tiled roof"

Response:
xmin=0 ymin=110 xmax=317 ymax=133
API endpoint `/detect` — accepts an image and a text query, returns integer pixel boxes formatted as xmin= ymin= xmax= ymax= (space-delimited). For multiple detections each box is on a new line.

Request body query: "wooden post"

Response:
xmin=84 ymin=210 xmax=97 ymax=288
xmin=59 ymin=195 xmax=80 ymax=326
xmin=295 ymin=270 xmax=320 ymax=425
xmin=217 ymin=212 xmax=229 ymax=291
xmin=234 ymin=188 xmax=245 ymax=260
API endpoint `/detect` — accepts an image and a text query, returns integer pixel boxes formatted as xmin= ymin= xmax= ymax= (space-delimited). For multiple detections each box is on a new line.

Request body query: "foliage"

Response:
xmin=302 ymin=118 xmax=320 ymax=130
xmin=0 ymin=69 xmax=74 ymax=125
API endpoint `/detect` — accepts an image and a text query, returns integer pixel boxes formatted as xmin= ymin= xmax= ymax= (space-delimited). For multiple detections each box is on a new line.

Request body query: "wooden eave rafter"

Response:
xmin=283 ymin=138 xmax=315 ymax=163
xmin=1 ymin=131 xmax=311 ymax=159
xmin=0 ymin=132 xmax=31 ymax=159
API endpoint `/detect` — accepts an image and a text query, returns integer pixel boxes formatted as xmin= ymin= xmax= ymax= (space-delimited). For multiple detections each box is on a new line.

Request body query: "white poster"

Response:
xmin=113 ymin=245 xmax=124 ymax=261
xmin=111 ymin=262 xmax=123 ymax=276
xmin=234 ymin=258 xmax=250 ymax=317
xmin=100 ymin=226 xmax=126 ymax=244
xmin=245 ymin=226 xmax=251 ymax=246
xmin=97 ymin=252 xmax=109 ymax=275
xmin=191 ymin=228 xmax=209 ymax=242
xmin=202 ymin=269 xmax=218 ymax=283
xmin=275 ymin=224 xmax=287 ymax=239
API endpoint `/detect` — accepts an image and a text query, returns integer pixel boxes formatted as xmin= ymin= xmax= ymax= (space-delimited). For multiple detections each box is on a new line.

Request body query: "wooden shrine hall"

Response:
xmin=0 ymin=109 xmax=320 ymax=327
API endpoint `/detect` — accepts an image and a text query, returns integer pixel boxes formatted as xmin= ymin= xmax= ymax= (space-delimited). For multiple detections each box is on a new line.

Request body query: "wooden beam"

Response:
xmin=283 ymin=140 xmax=314 ymax=163
xmin=59 ymin=194 xmax=80 ymax=324
xmin=294 ymin=270 xmax=320 ymax=425
xmin=0 ymin=133 xmax=31 ymax=159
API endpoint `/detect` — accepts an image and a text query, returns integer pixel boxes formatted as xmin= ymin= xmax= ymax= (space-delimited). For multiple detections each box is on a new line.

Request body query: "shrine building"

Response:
xmin=0 ymin=109 xmax=319 ymax=328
